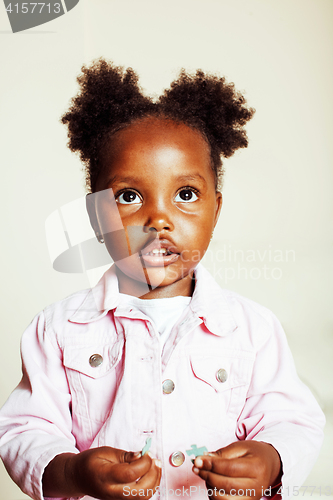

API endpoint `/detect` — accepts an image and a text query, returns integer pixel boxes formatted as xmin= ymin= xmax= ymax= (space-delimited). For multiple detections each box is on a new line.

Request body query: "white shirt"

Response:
xmin=119 ymin=293 xmax=191 ymax=348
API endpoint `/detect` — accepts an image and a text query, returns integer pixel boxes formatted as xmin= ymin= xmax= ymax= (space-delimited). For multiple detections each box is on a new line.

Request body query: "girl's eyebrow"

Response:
xmin=106 ymin=173 xmax=207 ymax=187
xmin=105 ymin=175 xmax=139 ymax=187
xmin=175 ymin=174 xmax=207 ymax=185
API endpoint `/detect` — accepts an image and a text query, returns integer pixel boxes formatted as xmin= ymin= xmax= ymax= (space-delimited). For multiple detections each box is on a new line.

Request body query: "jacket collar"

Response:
xmin=69 ymin=263 xmax=238 ymax=337
xmin=69 ymin=265 xmax=120 ymax=324
xmin=189 ymin=264 xmax=238 ymax=337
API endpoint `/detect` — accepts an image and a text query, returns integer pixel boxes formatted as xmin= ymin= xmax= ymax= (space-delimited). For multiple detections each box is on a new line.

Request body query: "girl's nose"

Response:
xmin=143 ymin=204 xmax=175 ymax=233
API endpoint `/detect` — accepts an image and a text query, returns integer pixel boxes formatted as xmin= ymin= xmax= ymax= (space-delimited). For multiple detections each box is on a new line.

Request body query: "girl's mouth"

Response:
xmin=140 ymin=243 xmax=180 ymax=266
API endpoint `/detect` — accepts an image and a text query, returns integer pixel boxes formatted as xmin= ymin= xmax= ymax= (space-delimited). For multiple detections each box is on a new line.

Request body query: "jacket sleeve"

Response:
xmin=0 ymin=312 xmax=79 ymax=500
xmin=235 ymin=309 xmax=325 ymax=499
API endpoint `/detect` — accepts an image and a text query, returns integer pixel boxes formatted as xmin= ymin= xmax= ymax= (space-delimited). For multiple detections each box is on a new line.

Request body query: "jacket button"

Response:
xmin=170 ymin=451 xmax=185 ymax=467
xmin=216 ymin=368 xmax=228 ymax=383
xmin=162 ymin=379 xmax=175 ymax=394
xmin=89 ymin=354 xmax=103 ymax=367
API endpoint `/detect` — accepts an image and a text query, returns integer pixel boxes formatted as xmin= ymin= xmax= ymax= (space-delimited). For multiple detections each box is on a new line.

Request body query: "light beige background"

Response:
xmin=0 ymin=0 xmax=332 ymax=498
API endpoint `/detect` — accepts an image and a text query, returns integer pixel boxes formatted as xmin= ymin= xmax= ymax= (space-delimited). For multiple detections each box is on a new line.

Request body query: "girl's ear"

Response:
xmin=214 ymin=191 xmax=223 ymax=228
xmin=86 ymin=194 xmax=104 ymax=243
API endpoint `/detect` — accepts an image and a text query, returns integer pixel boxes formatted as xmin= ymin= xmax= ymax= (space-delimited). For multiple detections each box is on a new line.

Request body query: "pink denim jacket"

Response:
xmin=0 ymin=264 xmax=325 ymax=500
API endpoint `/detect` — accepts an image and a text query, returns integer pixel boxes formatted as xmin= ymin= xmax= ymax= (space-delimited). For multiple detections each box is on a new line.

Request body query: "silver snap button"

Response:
xmin=89 ymin=354 xmax=103 ymax=368
xmin=162 ymin=379 xmax=175 ymax=394
xmin=170 ymin=451 xmax=185 ymax=467
xmin=216 ymin=368 xmax=228 ymax=383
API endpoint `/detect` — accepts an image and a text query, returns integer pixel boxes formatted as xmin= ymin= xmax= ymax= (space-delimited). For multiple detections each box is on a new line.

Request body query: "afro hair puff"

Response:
xmin=61 ymin=59 xmax=255 ymax=192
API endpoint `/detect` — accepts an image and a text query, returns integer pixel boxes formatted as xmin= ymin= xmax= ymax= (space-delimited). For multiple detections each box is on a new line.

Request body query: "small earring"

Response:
xmin=96 ymin=233 xmax=104 ymax=244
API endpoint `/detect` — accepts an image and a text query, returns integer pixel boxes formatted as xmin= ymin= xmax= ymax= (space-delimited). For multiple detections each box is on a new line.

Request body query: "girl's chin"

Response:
xmin=115 ymin=262 xmax=167 ymax=290
xmin=145 ymin=266 xmax=170 ymax=288
xmin=115 ymin=262 xmax=189 ymax=295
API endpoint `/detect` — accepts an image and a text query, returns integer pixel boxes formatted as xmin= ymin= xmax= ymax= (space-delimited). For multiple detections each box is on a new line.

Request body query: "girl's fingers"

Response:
xmin=192 ymin=444 xmax=275 ymax=500
xmin=193 ymin=455 xmax=263 ymax=500
xmin=104 ymin=454 xmax=154 ymax=484
xmin=196 ymin=468 xmax=256 ymax=494
xmin=195 ymin=455 xmax=257 ymax=479
xmin=123 ymin=451 xmax=142 ymax=463
xmin=109 ymin=459 xmax=162 ymax=499
xmin=213 ymin=442 xmax=250 ymax=460
xmin=135 ymin=458 xmax=162 ymax=490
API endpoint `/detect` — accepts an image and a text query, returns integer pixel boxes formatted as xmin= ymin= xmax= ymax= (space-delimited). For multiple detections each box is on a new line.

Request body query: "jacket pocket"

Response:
xmin=63 ymin=341 xmax=124 ymax=427
xmin=63 ymin=342 xmax=122 ymax=379
xmin=189 ymin=354 xmax=253 ymax=423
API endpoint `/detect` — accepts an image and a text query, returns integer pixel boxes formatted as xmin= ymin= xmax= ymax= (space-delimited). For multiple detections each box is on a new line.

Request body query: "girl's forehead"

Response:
xmin=95 ymin=117 xmax=216 ymax=191
xmin=104 ymin=117 xmax=211 ymax=163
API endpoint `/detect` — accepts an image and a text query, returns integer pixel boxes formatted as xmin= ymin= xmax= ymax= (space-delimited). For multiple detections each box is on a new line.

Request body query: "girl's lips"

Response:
xmin=140 ymin=252 xmax=179 ymax=267
xmin=139 ymin=240 xmax=180 ymax=267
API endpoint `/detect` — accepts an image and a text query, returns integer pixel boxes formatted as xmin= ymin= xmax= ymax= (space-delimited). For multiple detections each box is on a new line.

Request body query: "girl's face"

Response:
xmin=91 ymin=117 xmax=222 ymax=298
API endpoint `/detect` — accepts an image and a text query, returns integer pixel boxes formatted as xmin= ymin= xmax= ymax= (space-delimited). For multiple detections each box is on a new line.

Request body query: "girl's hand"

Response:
xmin=43 ymin=446 xmax=162 ymax=500
xmin=192 ymin=441 xmax=282 ymax=500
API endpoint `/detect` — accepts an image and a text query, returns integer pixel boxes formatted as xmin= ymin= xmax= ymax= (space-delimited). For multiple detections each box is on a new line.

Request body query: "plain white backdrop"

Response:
xmin=0 ymin=1 xmax=332 ymax=498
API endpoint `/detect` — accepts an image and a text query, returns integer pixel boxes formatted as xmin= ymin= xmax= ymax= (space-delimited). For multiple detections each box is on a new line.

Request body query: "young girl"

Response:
xmin=0 ymin=60 xmax=325 ymax=500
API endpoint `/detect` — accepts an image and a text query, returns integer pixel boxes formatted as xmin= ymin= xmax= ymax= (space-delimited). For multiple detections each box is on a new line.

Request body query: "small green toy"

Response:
xmin=141 ymin=437 xmax=152 ymax=456
xmin=186 ymin=444 xmax=208 ymax=464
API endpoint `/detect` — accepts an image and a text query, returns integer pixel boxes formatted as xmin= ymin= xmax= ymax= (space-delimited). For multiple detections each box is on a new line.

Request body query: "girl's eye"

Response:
xmin=116 ymin=191 xmax=142 ymax=204
xmin=175 ymin=189 xmax=198 ymax=203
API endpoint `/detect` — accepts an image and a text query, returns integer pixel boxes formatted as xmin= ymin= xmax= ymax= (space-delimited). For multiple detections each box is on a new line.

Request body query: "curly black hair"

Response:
xmin=61 ymin=59 xmax=255 ymax=192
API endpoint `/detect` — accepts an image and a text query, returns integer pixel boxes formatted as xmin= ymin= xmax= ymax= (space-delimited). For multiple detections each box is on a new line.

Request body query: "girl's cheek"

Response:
xmin=104 ymin=230 xmax=131 ymax=261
